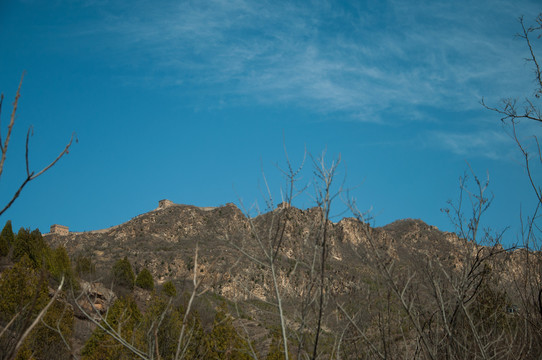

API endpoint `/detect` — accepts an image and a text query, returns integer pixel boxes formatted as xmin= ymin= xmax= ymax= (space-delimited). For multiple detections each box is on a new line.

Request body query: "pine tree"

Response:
xmin=12 ymin=228 xmax=50 ymax=269
xmin=135 ymin=267 xmax=154 ymax=290
xmin=0 ymin=220 xmax=15 ymax=257
xmin=0 ymin=255 xmax=50 ymax=360
xmin=49 ymin=246 xmax=77 ymax=288
xmin=0 ymin=255 xmax=49 ymax=322
xmin=112 ymin=257 xmax=135 ymax=290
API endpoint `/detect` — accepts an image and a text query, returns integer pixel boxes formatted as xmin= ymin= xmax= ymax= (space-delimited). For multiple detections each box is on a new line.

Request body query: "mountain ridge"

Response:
xmin=44 ymin=200 xmax=467 ymax=293
xmin=38 ymin=198 xmax=541 ymax=358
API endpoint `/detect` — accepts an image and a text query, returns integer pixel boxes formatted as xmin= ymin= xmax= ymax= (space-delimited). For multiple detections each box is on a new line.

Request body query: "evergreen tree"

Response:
xmin=112 ymin=257 xmax=135 ymax=290
xmin=162 ymin=280 xmax=177 ymax=298
xmin=12 ymin=228 xmax=50 ymax=268
xmin=0 ymin=255 xmax=50 ymax=360
xmin=0 ymin=254 xmax=49 ymax=322
xmin=49 ymin=246 xmax=77 ymax=288
xmin=135 ymin=267 xmax=154 ymax=291
xmin=0 ymin=220 xmax=15 ymax=257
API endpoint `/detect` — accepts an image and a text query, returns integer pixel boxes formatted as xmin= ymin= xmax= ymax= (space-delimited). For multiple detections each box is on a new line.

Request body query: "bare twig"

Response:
xmin=0 ymin=74 xmax=76 ymax=217
xmin=175 ymin=243 xmax=204 ymax=360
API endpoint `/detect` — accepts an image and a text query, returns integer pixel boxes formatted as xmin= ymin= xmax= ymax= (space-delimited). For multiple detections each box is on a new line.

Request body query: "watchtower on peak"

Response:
xmin=50 ymin=224 xmax=69 ymax=236
xmin=158 ymin=199 xmax=174 ymax=209
xmin=277 ymin=202 xmax=291 ymax=209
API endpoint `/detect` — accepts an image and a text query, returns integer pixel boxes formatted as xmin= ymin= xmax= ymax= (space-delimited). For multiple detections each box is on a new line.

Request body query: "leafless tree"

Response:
xmin=344 ymin=168 xmax=518 ymax=360
xmin=482 ymin=13 xmax=542 ymax=351
xmin=330 ymin=16 xmax=542 ymax=360
xmin=0 ymin=73 xmax=75 ymax=217
xmin=226 ymin=148 xmax=344 ymax=359
xmin=332 ymin=14 xmax=542 ymax=360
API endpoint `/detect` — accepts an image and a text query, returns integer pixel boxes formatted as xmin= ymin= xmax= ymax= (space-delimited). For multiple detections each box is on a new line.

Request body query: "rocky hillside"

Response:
xmin=39 ymin=199 xmax=542 ymax=359
xmin=45 ymin=200 xmax=466 ymax=299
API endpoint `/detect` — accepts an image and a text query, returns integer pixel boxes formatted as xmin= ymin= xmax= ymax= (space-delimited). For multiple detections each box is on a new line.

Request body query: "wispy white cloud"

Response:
xmin=76 ymin=0 xmax=541 ymax=133
xmin=428 ymin=129 xmax=515 ymax=160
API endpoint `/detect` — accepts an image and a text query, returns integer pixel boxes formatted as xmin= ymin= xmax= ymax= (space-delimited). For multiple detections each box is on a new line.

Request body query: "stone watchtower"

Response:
xmin=158 ymin=199 xmax=174 ymax=209
xmin=50 ymin=224 xmax=69 ymax=236
xmin=277 ymin=201 xmax=291 ymax=209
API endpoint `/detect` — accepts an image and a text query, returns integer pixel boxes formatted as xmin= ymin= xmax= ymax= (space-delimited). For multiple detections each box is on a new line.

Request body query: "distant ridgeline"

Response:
xmin=47 ymin=199 xmax=198 ymax=236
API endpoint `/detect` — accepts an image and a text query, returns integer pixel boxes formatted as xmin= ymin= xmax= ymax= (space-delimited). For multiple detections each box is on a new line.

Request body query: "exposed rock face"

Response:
xmin=45 ymin=202 xmax=523 ymax=307
xmin=75 ymin=281 xmax=116 ymax=320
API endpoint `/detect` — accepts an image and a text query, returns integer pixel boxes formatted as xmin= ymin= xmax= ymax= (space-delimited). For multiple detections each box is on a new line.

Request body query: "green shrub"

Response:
xmin=135 ymin=268 xmax=154 ymax=290
xmin=162 ymin=280 xmax=177 ymax=298
xmin=112 ymin=257 xmax=135 ymax=290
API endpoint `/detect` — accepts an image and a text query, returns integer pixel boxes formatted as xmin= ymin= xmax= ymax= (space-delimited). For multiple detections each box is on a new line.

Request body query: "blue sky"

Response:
xmin=0 ymin=0 xmax=541 ymax=246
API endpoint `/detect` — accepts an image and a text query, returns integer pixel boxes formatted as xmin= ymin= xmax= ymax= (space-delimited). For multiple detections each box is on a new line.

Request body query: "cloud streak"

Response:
xmin=73 ymin=0 xmax=541 ymax=157
xmin=85 ymin=1 xmax=535 ymax=114
xmin=428 ymin=129 xmax=514 ymax=160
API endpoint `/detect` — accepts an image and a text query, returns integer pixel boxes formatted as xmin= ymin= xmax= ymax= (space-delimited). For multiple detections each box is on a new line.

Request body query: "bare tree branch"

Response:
xmin=0 ymin=74 xmax=76 ymax=218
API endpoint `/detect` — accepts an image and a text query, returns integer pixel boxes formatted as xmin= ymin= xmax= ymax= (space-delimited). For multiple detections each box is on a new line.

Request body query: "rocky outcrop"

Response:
xmin=75 ymin=281 xmax=116 ymax=320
